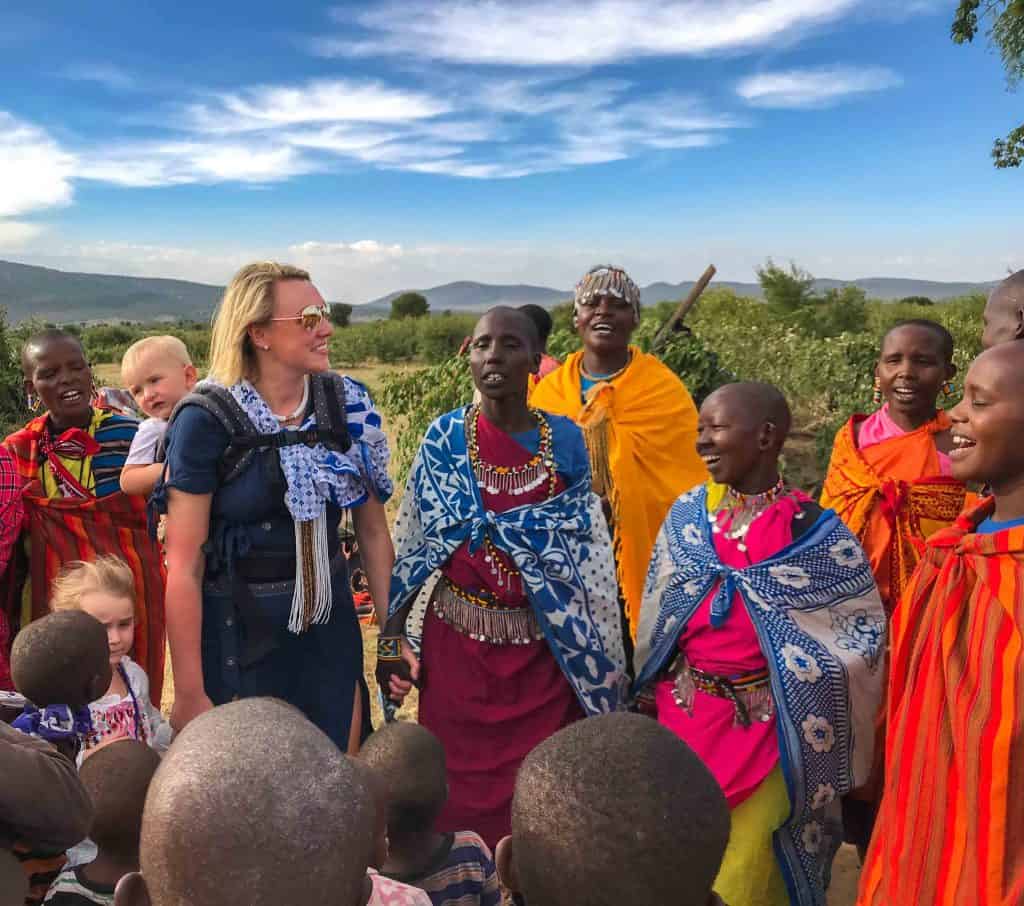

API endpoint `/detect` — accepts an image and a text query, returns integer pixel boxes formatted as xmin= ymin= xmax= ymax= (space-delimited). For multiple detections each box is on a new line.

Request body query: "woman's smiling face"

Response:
xmin=23 ymin=335 xmax=94 ymax=430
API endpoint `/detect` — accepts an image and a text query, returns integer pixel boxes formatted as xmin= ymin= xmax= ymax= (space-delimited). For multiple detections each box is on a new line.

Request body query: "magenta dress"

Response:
xmin=417 ymin=412 xmax=584 ymax=849
xmin=655 ymin=490 xmax=811 ymax=807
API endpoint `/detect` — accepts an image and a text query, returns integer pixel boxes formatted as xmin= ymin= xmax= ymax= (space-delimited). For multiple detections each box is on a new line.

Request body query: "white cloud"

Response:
xmin=0 ymin=112 xmax=76 ymax=217
xmin=289 ymin=239 xmax=404 ymax=259
xmin=186 ymin=79 xmax=451 ymax=134
xmin=736 ymin=65 xmax=902 ymax=108
xmin=62 ymin=62 xmax=136 ymax=91
xmin=0 ymin=221 xmax=44 ymax=246
xmin=319 ymin=0 xmax=861 ymax=65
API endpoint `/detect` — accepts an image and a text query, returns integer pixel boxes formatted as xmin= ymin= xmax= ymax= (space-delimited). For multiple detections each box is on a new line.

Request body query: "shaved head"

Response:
xmin=703 ymin=381 xmax=792 ymax=442
xmin=136 ymin=698 xmax=373 ymax=906
xmin=971 ymin=340 xmax=1024 ymax=391
xmin=473 ymin=306 xmax=540 ymax=351
xmin=982 ymin=270 xmax=1024 ymax=349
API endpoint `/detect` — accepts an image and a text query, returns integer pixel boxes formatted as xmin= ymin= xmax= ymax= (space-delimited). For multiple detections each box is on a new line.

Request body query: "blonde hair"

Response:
xmin=121 ymin=335 xmax=193 ymax=384
xmin=49 ymin=556 xmax=136 ymax=613
xmin=207 ymin=261 xmax=311 ymax=386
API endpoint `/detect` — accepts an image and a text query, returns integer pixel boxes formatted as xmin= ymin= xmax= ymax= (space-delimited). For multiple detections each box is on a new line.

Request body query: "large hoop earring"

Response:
xmin=872 ymin=376 xmax=883 ymax=406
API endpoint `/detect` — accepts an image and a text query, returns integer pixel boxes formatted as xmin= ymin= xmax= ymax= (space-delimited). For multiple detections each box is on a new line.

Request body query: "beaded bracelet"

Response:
xmin=377 ymin=636 xmax=403 ymax=661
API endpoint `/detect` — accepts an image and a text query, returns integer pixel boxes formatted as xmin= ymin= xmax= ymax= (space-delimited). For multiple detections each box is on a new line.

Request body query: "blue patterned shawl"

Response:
xmin=634 ymin=484 xmax=886 ymax=906
xmin=389 ymin=407 xmax=628 ymax=716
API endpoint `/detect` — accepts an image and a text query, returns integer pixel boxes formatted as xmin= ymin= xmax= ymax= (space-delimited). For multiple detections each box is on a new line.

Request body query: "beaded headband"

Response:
xmin=573 ymin=265 xmax=641 ymax=325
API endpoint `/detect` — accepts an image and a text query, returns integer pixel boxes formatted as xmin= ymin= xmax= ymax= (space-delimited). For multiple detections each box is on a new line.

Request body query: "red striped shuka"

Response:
xmin=858 ymin=496 xmax=1024 ymax=906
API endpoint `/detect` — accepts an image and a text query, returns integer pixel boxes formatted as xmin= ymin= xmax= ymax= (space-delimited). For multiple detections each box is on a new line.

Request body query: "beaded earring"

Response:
xmin=872 ymin=376 xmax=883 ymax=406
xmin=26 ymin=390 xmax=40 ymax=412
xmin=942 ymin=380 xmax=956 ymax=400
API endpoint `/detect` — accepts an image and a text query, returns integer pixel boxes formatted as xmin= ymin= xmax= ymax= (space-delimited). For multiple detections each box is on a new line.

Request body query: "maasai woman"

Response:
xmin=156 ymin=262 xmax=394 ymax=751
xmin=821 ymin=319 xmax=967 ymax=615
xmin=635 ymin=382 xmax=885 ymax=906
xmin=2 ymin=330 xmax=164 ymax=700
xmin=380 ymin=306 xmax=627 ymax=849
xmin=858 ymin=342 xmax=1024 ymax=905
xmin=530 ymin=265 xmax=706 ymax=646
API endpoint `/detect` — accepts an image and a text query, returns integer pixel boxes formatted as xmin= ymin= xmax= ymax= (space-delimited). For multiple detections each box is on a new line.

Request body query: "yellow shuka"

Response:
xmin=530 ymin=347 xmax=707 ymax=638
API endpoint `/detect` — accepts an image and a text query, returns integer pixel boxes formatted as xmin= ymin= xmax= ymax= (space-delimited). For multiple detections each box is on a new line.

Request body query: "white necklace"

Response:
xmin=271 ymin=377 xmax=309 ymax=423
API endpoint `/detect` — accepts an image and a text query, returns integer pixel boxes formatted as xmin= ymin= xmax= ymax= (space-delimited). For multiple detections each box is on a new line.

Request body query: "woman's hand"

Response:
xmin=375 ymin=638 xmax=421 ymax=705
xmin=169 ymin=690 xmax=214 ymax=733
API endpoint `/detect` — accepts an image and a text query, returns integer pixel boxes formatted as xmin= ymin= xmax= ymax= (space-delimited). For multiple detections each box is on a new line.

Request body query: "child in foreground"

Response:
xmin=49 ymin=557 xmax=171 ymax=759
xmin=359 ymin=722 xmax=500 ymax=906
xmin=119 ymin=336 xmax=197 ymax=498
xmin=113 ymin=697 xmax=377 ymax=906
xmin=45 ymin=740 xmax=159 ymax=906
xmin=496 ymin=712 xmax=730 ymax=906
xmin=9 ymin=612 xmax=111 ymax=906
xmin=858 ymin=341 xmax=1024 ymax=905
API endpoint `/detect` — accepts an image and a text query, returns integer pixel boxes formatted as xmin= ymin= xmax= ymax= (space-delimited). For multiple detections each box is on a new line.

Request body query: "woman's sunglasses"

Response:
xmin=268 ymin=304 xmax=331 ymax=332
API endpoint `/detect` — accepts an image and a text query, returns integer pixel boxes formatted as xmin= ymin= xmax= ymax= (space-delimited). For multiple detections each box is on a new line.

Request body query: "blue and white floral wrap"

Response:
xmin=634 ymin=484 xmax=886 ymax=906
xmin=388 ymin=407 xmax=628 ymax=716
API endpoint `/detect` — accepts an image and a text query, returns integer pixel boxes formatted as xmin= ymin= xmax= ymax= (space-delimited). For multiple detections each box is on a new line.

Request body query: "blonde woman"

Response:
xmin=155 ymin=262 xmax=394 ymax=752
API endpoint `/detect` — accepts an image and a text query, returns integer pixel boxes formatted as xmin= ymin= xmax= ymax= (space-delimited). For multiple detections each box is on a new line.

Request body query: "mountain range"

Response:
xmin=0 ymin=258 xmax=998 ymax=324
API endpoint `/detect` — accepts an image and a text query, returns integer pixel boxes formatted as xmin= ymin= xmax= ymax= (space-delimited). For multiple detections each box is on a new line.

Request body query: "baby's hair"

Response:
xmin=359 ymin=721 xmax=447 ymax=837
xmin=121 ymin=335 xmax=193 ymax=383
xmin=80 ymin=739 xmax=160 ymax=864
xmin=510 ymin=713 xmax=730 ymax=906
xmin=139 ymin=697 xmax=374 ymax=906
xmin=20 ymin=328 xmax=84 ymax=376
xmin=11 ymin=611 xmax=109 ymax=710
xmin=50 ymin=556 xmax=136 ymax=613
xmin=883 ymin=319 xmax=955 ymax=363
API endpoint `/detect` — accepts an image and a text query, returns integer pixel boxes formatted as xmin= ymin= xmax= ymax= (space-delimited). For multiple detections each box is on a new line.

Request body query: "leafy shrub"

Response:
xmin=0 ymin=309 xmax=28 ymax=437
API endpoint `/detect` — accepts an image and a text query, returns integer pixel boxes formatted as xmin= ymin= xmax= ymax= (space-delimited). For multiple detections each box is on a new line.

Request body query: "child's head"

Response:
xmin=497 ymin=713 xmax=730 ymax=906
xmin=120 ymin=336 xmax=196 ymax=421
xmin=358 ymin=721 xmax=447 ymax=840
xmin=11 ymin=611 xmax=112 ymax=711
xmin=350 ymin=758 xmax=390 ymax=871
xmin=50 ymin=557 xmax=136 ymax=671
xmin=949 ymin=342 xmax=1024 ymax=491
xmin=114 ymin=697 xmax=375 ymax=906
xmin=696 ymin=381 xmax=791 ymax=489
xmin=876 ymin=320 xmax=955 ymax=420
xmin=982 ymin=269 xmax=1024 ymax=349
xmin=80 ymin=739 xmax=160 ymax=869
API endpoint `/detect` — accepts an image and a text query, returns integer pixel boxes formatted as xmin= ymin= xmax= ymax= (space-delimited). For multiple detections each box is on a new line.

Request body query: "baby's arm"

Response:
xmin=120 ymin=463 xmax=165 ymax=498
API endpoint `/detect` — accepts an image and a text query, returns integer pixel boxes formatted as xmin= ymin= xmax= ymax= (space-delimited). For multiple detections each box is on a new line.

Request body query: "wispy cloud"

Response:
xmin=0 ymin=113 xmax=76 ymax=217
xmin=736 ymin=65 xmax=902 ymax=108
xmin=317 ymin=0 xmax=861 ymax=65
xmin=62 ymin=62 xmax=136 ymax=91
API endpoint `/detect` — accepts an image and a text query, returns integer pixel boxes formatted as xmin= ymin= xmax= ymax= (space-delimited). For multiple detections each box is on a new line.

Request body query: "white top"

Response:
xmin=124 ymin=417 xmax=168 ymax=466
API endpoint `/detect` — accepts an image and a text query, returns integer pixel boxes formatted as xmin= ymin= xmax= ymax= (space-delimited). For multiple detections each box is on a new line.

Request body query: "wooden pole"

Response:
xmin=651 ymin=263 xmax=717 ymax=352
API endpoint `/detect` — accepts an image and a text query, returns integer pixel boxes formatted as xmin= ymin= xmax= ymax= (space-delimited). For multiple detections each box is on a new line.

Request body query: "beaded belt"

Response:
xmin=432 ymin=576 xmax=544 ymax=646
xmin=671 ymin=656 xmax=774 ymax=728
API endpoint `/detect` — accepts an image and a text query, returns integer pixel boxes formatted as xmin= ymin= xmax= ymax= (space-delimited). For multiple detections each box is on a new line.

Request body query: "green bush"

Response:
xmin=0 ymin=309 xmax=28 ymax=437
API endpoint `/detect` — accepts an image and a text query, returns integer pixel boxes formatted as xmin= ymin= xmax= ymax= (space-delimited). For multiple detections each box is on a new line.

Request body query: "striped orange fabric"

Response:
xmin=858 ymin=497 xmax=1024 ymax=905
xmin=17 ymin=480 xmax=166 ymax=706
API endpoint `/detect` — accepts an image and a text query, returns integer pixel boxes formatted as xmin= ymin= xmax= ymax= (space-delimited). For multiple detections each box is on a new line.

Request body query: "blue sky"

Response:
xmin=1 ymin=1 xmax=1020 ymax=302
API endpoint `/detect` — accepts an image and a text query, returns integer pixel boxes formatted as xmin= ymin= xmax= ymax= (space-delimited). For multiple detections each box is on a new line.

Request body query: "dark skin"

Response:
xmin=981 ymin=271 xmax=1024 ymax=350
xmin=949 ymin=343 xmax=1024 ymax=523
xmin=376 ymin=308 xmax=540 ymax=703
xmin=22 ymin=336 xmax=94 ymax=433
xmin=868 ymin=324 xmax=956 ymax=455
xmin=576 ymin=292 xmax=636 ymax=377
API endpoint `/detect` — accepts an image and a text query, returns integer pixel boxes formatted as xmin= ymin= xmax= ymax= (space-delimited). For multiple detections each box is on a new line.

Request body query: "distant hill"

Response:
xmin=0 ymin=259 xmax=222 ymax=323
xmin=0 ymin=258 xmax=998 ymax=324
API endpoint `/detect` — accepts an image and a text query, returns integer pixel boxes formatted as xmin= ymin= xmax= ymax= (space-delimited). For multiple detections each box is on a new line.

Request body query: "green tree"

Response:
xmin=898 ymin=295 xmax=935 ymax=306
xmin=328 ymin=303 xmax=353 ymax=328
xmin=390 ymin=292 xmax=429 ymax=320
xmin=953 ymin=0 xmax=1024 ymax=167
xmin=756 ymin=260 xmax=817 ymax=312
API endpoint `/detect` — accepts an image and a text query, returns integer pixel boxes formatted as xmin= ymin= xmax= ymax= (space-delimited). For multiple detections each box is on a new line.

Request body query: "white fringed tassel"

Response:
xmin=288 ymin=511 xmax=333 ymax=634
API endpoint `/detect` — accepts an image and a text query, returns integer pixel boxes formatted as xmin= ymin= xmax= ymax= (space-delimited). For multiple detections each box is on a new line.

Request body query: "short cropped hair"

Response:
xmin=49 ymin=556 xmax=136 ymax=613
xmin=121 ymin=335 xmax=193 ymax=382
xmin=359 ymin=721 xmax=447 ymax=836
xmin=884 ymin=319 xmax=955 ymax=363
xmin=511 ymin=713 xmax=730 ymax=906
xmin=139 ymin=697 xmax=374 ymax=906
xmin=80 ymin=739 xmax=160 ymax=863
xmin=518 ymin=304 xmax=554 ymax=346
xmin=21 ymin=329 xmax=84 ymax=376
xmin=11 ymin=611 xmax=110 ymax=710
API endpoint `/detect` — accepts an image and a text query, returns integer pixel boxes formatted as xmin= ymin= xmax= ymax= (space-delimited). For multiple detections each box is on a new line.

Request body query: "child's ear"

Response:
xmin=184 ymin=364 xmax=198 ymax=389
xmin=114 ymin=872 xmax=152 ymax=906
xmin=495 ymin=835 xmax=520 ymax=897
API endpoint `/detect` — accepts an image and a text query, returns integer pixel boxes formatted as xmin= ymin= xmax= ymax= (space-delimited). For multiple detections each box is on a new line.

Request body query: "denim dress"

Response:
xmin=156 ymin=378 xmax=391 ymax=748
